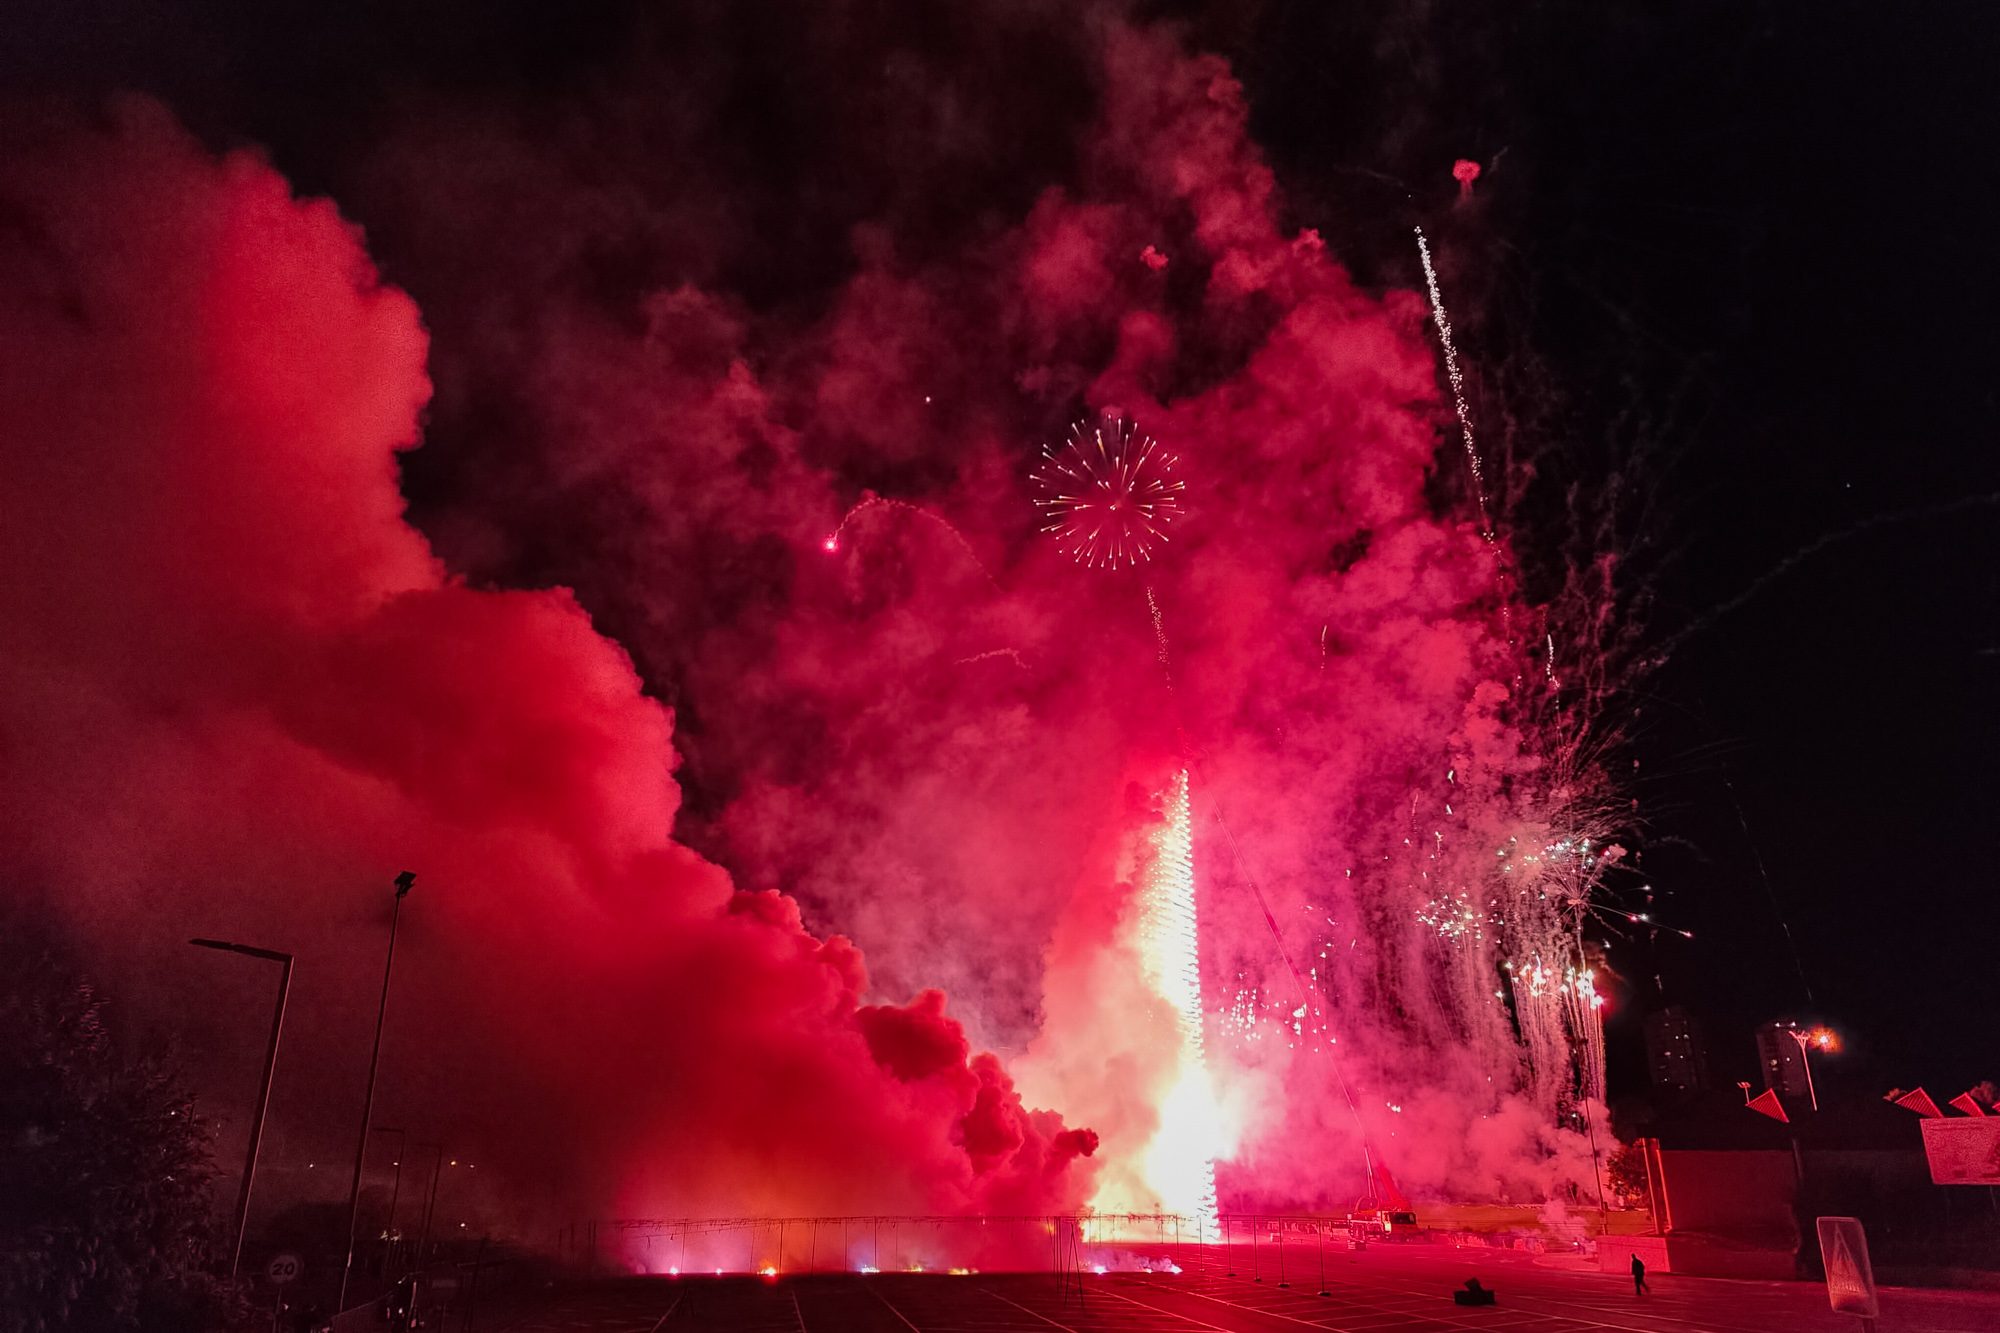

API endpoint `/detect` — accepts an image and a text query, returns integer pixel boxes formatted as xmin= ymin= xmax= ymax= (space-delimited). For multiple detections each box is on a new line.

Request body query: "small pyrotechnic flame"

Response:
xmin=1032 ymin=413 xmax=1184 ymax=568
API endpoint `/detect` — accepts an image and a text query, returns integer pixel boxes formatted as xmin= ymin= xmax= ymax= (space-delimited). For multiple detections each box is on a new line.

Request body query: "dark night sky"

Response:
xmin=9 ymin=0 xmax=1995 ymax=1103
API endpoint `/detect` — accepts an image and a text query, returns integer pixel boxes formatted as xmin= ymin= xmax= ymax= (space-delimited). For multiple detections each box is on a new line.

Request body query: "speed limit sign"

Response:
xmin=266 ymin=1252 xmax=303 ymax=1285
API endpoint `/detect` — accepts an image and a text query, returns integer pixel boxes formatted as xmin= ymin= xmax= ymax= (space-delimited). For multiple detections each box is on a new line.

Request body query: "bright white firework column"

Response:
xmin=1135 ymin=769 xmax=1221 ymax=1221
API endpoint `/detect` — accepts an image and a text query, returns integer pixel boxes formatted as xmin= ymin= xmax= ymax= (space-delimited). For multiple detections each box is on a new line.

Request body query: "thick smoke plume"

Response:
xmin=0 ymin=100 xmax=1097 ymax=1228
xmin=1 ymin=13 xmax=1625 ymax=1238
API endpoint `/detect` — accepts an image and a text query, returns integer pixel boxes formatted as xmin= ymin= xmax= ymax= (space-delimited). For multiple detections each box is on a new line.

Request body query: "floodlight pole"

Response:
xmin=338 ymin=872 xmax=416 ymax=1312
xmin=189 ymin=938 xmax=294 ymax=1276
xmin=415 ymin=1142 xmax=446 ymax=1266
xmin=1787 ymin=1029 xmax=1820 ymax=1112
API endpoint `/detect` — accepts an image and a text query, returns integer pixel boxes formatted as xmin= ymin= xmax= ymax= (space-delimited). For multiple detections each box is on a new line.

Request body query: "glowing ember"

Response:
xmin=1032 ymin=413 xmax=1184 ymax=568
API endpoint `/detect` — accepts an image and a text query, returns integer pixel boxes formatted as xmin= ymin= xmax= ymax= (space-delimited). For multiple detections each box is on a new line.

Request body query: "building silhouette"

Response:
xmin=1644 ymin=1005 xmax=1711 ymax=1093
xmin=1754 ymin=1019 xmax=1812 ymax=1097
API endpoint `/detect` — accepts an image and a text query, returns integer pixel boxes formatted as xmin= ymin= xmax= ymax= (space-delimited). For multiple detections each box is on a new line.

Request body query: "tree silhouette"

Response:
xmin=1 ymin=943 xmax=244 ymax=1332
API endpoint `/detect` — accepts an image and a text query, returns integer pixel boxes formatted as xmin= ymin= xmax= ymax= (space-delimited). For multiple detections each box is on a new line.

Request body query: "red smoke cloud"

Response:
xmin=3 ymin=12 xmax=1617 ymax=1241
xmin=0 ymin=99 xmax=1096 ymax=1226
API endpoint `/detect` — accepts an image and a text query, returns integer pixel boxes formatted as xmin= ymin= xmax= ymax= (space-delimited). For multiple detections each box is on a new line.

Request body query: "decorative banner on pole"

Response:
xmin=1921 ymin=1118 xmax=2000 ymax=1186
xmin=1816 ymin=1217 xmax=1879 ymax=1319
xmin=1746 ymin=1087 xmax=1790 ymax=1123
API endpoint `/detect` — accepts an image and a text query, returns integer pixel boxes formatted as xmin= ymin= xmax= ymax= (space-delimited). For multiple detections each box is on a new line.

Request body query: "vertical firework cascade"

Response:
xmin=1409 ymin=228 xmax=1621 ymax=1132
xmin=1418 ymin=825 xmax=1616 ymax=1123
xmin=1133 ymin=770 xmax=1220 ymax=1221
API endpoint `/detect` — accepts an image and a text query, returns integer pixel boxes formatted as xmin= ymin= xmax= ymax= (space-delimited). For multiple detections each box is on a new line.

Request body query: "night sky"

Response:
xmin=10 ymin=0 xmax=1994 ymax=1109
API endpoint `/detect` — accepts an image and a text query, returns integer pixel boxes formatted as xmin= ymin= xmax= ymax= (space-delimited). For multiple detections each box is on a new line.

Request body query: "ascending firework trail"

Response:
xmin=1033 ymin=409 xmax=1400 ymax=1213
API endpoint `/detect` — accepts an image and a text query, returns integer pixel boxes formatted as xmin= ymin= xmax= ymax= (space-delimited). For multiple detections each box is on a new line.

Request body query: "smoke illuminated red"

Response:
xmin=0 ymin=21 xmax=1630 ymax=1253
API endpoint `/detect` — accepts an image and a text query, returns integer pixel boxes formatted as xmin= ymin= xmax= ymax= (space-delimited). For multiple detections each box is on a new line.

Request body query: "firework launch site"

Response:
xmin=6 ymin=4 xmax=2000 ymax=1333
xmin=301 ymin=1251 xmax=2000 ymax=1333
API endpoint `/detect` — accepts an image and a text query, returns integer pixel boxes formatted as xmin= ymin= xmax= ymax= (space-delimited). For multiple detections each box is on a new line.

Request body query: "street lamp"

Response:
xmin=1787 ymin=1025 xmax=1840 ymax=1113
xmin=338 ymin=872 xmax=416 ymax=1312
xmin=189 ymin=938 xmax=294 ymax=1277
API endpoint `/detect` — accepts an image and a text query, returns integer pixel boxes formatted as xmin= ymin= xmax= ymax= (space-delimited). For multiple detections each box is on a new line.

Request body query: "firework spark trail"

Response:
xmin=1145 ymin=585 xmax=1174 ymax=681
xmin=1415 ymin=227 xmax=1492 ymax=542
xmin=1418 ymin=225 xmax=1527 ymax=693
xmin=824 ymin=496 xmax=1001 ymax=589
xmin=1032 ymin=415 xmax=1185 ymax=569
xmin=951 ymin=648 xmax=1031 ymax=671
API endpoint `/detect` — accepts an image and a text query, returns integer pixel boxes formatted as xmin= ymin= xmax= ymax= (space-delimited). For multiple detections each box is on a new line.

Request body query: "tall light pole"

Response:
xmin=415 ymin=1142 xmax=446 ymax=1267
xmin=188 ymin=938 xmax=293 ymax=1277
xmin=1787 ymin=1028 xmax=1819 ymax=1112
xmin=338 ymin=872 xmax=416 ymax=1312
xmin=373 ymin=1128 xmax=407 ymax=1243
xmin=1787 ymin=1025 xmax=1840 ymax=1113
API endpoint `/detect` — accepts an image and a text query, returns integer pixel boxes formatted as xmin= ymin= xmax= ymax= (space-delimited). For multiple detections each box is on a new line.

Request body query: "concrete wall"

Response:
xmin=1598 ymin=1234 xmax=1669 ymax=1275
xmin=1658 ymin=1150 xmax=1798 ymax=1242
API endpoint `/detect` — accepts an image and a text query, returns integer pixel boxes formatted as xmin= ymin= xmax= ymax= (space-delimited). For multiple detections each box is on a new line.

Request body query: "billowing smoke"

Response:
xmin=0 ymin=99 xmax=1097 ymax=1228
xmin=1 ymin=12 xmax=1624 ymax=1237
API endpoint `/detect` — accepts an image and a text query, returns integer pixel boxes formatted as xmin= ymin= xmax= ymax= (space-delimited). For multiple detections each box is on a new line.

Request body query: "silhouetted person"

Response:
xmin=1453 ymin=1278 xmax=1496 ymax=1306
xmin=1632 ymin=1253 xmax=1650 ymax=1295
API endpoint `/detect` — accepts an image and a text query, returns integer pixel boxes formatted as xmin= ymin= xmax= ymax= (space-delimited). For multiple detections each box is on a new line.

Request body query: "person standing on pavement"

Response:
xmin=1632 ymin=1252 xmax=1650 ymax=1295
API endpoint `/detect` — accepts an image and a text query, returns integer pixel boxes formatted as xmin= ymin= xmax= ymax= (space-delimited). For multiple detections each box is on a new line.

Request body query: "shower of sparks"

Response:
xmin=1134 ymin=769 xmax=1220 ymax=1221
xmin=1418 ymin=891 xmax=1486 ymax=944
xmin=1032 ymin=414 xmax=1184 ymax=568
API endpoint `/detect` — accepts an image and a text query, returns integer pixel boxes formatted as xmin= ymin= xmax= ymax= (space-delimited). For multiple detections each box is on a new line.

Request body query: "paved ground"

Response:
xmin=475 ymin=1249 xmax=2000 ymax=1333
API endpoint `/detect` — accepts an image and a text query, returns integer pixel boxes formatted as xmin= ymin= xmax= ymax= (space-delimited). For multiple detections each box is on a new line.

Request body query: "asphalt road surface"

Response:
xmin=476 ymin=1250 xmax=2000 ymax=1333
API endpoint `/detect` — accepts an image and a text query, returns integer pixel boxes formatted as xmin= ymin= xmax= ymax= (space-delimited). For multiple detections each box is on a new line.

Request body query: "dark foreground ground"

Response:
xmin=470 ymin=1249 xmax=2000 ymax=1333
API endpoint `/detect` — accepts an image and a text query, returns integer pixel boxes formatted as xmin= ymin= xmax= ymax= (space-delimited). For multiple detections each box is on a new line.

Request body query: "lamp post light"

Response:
xmin=189 ymin=938 xmax=294 ymax=1276
xmin=338 ymin=872 xmax=416 ymax=1312
xmin=1787 ymin=1025 xmax=1840 ymax=1113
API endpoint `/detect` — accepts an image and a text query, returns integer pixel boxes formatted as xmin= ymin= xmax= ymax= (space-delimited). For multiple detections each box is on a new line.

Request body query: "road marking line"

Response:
xmin=978 ymin=1283 xmax=1085 ymax=1333
xmin=1084 ymin=1281 xmax=1233 ymax=1332
xmin=644 ymin=1290 xmax=685 ymax=1332
xmin=868 ymin=1280 xmax=925 ymax=1333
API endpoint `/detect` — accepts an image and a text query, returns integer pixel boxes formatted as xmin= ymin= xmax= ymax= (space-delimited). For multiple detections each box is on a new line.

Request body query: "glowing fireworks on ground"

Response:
xmin=1032 ymin=414 xmax=1184 ymax=568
